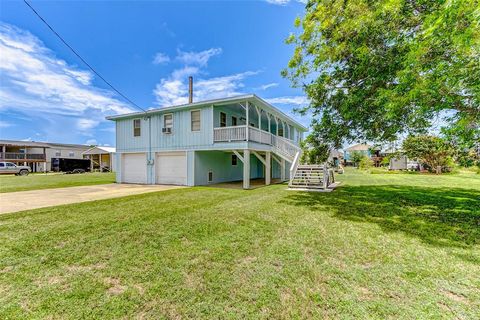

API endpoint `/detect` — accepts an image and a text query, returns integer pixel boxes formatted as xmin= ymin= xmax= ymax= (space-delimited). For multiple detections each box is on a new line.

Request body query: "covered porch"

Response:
xmin=193 ymin=149 xmax=290 ymax=189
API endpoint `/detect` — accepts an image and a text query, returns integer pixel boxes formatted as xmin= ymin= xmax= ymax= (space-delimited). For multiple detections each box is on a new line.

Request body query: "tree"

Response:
xmin=358 ymin=156 xmax=374 ymax=170
xmin=350 ymin=151 xmax=364 ymax=167
xmin=300 ymin=133 xmax=330 ymax=164
xmin=284 ymin=0 xmax=480 ymax=148
xmin=402 ymin=135 xmax=454 ymax=172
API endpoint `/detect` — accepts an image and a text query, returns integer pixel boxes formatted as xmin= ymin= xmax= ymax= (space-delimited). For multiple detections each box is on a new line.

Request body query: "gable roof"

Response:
xmin=83 ymin=146 xmax=116 ymax=155
xmin=345 ymin=143 xmax=372 ymax=151
xmin=106 ymin=94 xmax=309 ymax=131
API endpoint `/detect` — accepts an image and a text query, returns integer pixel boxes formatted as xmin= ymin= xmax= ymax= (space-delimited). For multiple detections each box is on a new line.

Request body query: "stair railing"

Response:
xmin=288 ymin=149 xmax=302 ymax=185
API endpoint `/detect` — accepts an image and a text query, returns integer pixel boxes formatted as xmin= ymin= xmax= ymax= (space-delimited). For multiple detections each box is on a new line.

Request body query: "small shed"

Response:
xmin=82 ymin=146 xmax=116 ymax=172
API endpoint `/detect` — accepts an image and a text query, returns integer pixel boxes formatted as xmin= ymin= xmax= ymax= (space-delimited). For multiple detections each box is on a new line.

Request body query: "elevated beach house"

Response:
xmin=107 ymin=94 xmax=307 ymax=189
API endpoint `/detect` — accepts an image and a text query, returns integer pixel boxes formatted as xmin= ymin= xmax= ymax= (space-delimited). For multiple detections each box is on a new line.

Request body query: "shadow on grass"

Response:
xmin=281 ymin=185 xmax=480 ymax=248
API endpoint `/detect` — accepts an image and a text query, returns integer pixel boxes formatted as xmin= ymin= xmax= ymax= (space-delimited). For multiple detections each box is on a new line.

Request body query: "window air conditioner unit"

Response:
xmin=162 ymin=127 xmax=172 ymax=134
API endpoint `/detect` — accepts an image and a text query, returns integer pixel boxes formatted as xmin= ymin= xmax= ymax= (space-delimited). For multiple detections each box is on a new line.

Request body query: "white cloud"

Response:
xmin=0 ymin=23 xmax=133 ymax=124
xmin=265 ymin=96 xmax=309 ymax=106
xmin=176 ymin=48 xmax=222 ymax=66
xmin=154 ymin=70 xmax=259 ymax=107
xmin=77 ymin=118 xmax=99 ymax=130
xmin=85 ymin=139 xmax=97 ymax=145
xmin=152 ymin=52 xmax=170 ymax=65
xmin=0 ymin=120 xmax=13 ymax=128
xmin=258 ymin=83 xmax=279 ymax=90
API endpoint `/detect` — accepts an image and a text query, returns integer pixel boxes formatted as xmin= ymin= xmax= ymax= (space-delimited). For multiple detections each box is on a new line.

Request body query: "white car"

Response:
xmin=406 ymin=161 xmax=420 ymax=171
xmin=0 ymin=162 xmax=31 ymax=175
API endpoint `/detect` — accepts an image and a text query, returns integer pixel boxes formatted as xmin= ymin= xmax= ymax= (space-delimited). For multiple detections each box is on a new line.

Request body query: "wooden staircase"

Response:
xmin=289 ymin=164 xmax=335 ymax=190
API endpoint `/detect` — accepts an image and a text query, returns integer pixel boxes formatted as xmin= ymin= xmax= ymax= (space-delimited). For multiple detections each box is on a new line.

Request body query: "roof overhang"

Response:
xmin=106 ymin=94 xmax=308 ymax=132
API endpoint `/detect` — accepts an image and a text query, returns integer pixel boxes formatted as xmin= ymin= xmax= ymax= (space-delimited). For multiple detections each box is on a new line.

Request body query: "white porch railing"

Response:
xmin=213 ymin=125 xmax=247 ymax=142
xmin=213 ymin=125 xmax=303 ymax=184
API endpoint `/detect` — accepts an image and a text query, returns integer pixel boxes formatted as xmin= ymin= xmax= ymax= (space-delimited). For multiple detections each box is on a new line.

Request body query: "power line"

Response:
xmin=23 ymin=0 xmax=146 ymax=113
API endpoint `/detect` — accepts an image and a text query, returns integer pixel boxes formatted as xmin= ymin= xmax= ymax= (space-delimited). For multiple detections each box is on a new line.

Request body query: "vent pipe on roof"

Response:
xmin=188 ymin=76 xmax=193 ymax=104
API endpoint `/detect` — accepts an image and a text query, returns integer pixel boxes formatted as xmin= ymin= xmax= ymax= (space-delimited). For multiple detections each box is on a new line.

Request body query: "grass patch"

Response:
xmin=0 ymin=172 xmax=115 ymax=193
xmin=0 ymin=170 xmax=479 ymax=318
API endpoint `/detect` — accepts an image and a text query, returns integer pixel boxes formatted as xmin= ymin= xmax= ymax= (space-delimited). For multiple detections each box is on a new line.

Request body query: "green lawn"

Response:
xmin=1 ymin=170 xmax=479 ymax=319
xmin=0 ymin=172 xmax=116 ymax=193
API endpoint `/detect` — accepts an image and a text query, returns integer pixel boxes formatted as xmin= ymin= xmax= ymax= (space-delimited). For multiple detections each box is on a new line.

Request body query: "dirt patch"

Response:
xmin=104 ymin=277 xmax=127 ymax=295
xmin=358 ymin=286 xmax=373 ymax=301
xmin=441 ymin=288 xmax=469 ymax=304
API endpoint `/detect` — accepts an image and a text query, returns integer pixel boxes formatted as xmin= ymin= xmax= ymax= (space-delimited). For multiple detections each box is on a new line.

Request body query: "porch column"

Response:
xmin=243 ymin=149 xmax=250 ymax=189
xmin=265 ymin=151 xmax=271 ymax=185
xmin=245 ymin=101 xmax=249 ymax=141
xmin=267 ymin=114 xmax=271 ymax=133
xmin=255 ymin=105 xmax=261 ymax=130
xmin=281 ymin=158 xmax=286 ymax=181
xmin=90 ymin=155 xmax=94 ymax=172
xmin=274 ymin=117 xmax=279 ymax=136
xmin=99 ymin=154 xmax=103 ymax=172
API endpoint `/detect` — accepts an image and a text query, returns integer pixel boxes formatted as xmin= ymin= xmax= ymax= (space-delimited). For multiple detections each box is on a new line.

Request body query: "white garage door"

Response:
xmin=122 ymin=153 xmax=147 ymax=184
xmin=156 ymin=152 xmax=187 ymax=185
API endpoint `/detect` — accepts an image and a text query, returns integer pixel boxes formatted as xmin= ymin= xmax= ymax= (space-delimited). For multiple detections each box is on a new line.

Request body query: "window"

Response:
xmin=69 ymin=151 xmax=74 ymax=157
xmin=250 ymin=122 xmax=255 ymax=128
xmin=133 ymin=119 xmax=141 ymax=137
xmin=231 ymin=154 xmax=237 ymax=166
xmin=278 ymin=127 xmax=284 ymax=137
xmin=231 ymin=116 xmax=237 ymax=126
xmin=6 ymin=162 xmax=15 ymax=167
xmin=164 ymin=113 xmax=173 ymax=129
xmin=0 ymin=163 xmax=4 ymax=167
xmin=220 ymin=112 xmax=227 ymax=127
xmin=55 ymin=150 xmax=61 ymax=156
xmin=191 ymin=110 xmax=201 ymax=131
xmin=208 ymin=171 xmax=213 ymax=182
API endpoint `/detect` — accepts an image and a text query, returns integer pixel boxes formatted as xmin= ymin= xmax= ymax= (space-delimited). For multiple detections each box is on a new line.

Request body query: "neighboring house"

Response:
xmin=107 ymin=94 xmax=308 ymax=189
xmin=343 ymin=143 xmax=385 ymax=167
xmin=0 ymin=139 xmax=91 ymax=172
xmin=327 ymin=149 xmax=344 ymax=166
xmin=83 ymin=146 xmax=116 ymax=172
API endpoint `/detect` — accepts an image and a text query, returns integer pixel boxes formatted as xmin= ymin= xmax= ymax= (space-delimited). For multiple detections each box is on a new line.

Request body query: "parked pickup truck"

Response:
xmin=0 ymin=162 xmax=31 ymax=175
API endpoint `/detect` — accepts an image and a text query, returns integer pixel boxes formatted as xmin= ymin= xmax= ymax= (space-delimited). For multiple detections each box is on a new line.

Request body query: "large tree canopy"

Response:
xmin=284 ymin=0 xmax=480 ymax=148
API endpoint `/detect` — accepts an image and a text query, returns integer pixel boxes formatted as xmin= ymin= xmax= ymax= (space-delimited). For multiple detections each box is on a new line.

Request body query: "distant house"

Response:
xmin=107 ymin=94 xmax=307 ymax=188
xmin=0 ymin=139 xmax=91 ymax=172
xmin=343 ymin=143 xmax=383 ymax=167
xmin=83 ymin=146 xmax=116 ymax=172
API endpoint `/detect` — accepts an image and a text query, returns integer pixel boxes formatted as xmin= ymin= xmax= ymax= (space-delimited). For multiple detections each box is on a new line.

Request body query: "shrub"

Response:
xmin=358 ymin=156 xmax=374 ymax=170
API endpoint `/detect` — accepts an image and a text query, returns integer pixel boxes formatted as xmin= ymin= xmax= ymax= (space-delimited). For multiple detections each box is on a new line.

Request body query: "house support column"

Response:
xmin=243 ymin=149 xmax=250 ymax=189
xmin=245 ymin=101 xmax=249 ymax=141
xmin=265 ymin=151 xmax=271 ymax=185
xmin=186 ymin=150 xmax=195 ymax=186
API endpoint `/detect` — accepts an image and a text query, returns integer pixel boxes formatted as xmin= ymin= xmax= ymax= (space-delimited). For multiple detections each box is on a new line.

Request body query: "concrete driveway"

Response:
xmin=0 ymin=184 xmax=184 ymax=215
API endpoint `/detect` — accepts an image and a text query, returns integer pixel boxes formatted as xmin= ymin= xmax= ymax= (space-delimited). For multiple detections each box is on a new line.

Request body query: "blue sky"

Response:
xmin=0 ymin=0 xmax=309 ymax=146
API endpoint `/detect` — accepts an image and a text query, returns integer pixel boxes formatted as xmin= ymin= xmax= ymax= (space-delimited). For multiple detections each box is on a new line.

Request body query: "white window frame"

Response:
xmin=220 ymin=112 xmax=227 ymax=127
xmin=68 ymin=151 xmax=75 ymax=157
xmin=163 ymin=113 xmax=173 ymax=132
xmin=231 ymin=116 xmax=237 ymax=126
xmin=133 ymin=118 xmax=141 ymax=137
xmin=191 ymin=110 xmax=201 ymax=132
xmin=55 ymin=150 xmax=61 ymax=157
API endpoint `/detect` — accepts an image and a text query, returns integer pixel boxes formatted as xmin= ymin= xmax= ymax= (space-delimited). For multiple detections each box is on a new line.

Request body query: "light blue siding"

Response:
xmin=116 ymin=105 xmax=214 ymax=153
xmin=194 ymin=151 xmax=264 ymax=186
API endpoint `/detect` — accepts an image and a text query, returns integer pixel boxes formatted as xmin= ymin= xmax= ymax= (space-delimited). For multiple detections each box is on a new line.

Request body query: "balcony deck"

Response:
xmin=0 ymin=153 xmax=46 ymax=162
xmin=213 ymin=125 xmax=300 ymax=161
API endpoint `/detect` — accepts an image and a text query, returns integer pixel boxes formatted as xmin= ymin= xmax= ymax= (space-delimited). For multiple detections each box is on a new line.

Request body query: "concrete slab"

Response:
xmin=0 ymin=184 xmax=184 ymax=215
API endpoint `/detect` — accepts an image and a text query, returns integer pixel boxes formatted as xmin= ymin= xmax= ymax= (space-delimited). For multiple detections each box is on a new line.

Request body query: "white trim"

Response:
xmin=252 ymin=150 xmax=266 ymax=166
xmin=190 ymin=109 xmax=201 ymax=132
xmin=232 ymin=150 xmax=244 ymax=163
